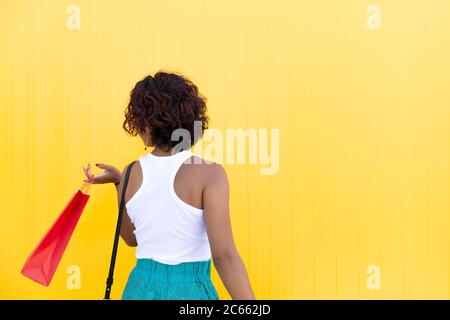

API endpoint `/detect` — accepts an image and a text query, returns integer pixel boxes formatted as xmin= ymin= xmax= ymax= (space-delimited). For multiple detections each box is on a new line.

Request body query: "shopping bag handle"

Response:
xmin=103 ymin=160 xmax=137 ymax=300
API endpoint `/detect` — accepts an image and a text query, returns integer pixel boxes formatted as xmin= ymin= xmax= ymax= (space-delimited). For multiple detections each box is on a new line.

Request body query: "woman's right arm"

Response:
xmin=203 ymin=163 xmax=256 ymax=300
xmin=83 ymin=162 xmax=137 ymax=247
xmin=115 ymin=164 xmax=138 ymax=247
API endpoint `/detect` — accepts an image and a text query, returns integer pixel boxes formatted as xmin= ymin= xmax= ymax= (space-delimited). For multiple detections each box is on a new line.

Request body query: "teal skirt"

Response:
xmin=122 ymin=258 xmax=219 ymax=300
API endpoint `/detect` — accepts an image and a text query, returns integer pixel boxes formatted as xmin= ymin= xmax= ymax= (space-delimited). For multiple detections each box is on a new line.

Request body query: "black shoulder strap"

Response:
xmin=104 ymin=160 xmax=137 ymax=300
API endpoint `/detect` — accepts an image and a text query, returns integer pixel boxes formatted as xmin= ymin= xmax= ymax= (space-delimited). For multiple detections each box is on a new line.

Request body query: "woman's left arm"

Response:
xmin=203 ymin=163 xmax=256 ymax=300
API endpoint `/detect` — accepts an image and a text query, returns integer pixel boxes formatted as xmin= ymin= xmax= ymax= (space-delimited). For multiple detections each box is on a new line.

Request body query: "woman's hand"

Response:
xmin=83 ymin=163 xmax=121 ymax=185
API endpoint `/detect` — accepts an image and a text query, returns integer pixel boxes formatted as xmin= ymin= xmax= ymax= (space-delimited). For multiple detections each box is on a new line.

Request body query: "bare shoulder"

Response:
xmin=120 ymin=161 xmax=143 ymax=198
xmin=121 ymin=160 xmax=142 ymax=179
xmin=184 ymin=156 xmax=228 ymax=187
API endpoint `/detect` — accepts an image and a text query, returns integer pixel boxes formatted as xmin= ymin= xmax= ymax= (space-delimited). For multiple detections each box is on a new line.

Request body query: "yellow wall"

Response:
xmin=1 ymin=0 xmax=450 ymax=299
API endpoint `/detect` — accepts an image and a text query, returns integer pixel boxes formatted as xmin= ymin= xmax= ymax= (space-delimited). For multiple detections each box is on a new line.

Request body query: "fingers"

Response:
xmin=87 ymin=163 xmax=92 ymax=176
xmin=83 ymin=163 xmax=95 ymax=182
xmin=83 ymin=165 xmax=89 ymax=178
xmin=83 ymin=162 xmax=115 ymax=184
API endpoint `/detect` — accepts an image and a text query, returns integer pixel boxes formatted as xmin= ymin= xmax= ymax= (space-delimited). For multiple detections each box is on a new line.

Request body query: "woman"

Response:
xmin=83 ymin=71 xmax=255 ymax=300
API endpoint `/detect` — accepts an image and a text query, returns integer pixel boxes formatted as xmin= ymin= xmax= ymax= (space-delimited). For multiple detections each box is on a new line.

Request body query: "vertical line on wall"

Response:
xmin=138 ymin=0 xmax=142 ymax=69
xmin=287 ymin=1 xmax=294 ymax=297
xmin=448 ymin=95 xmax=450 ymax=300
xmin=6 ymin=0 xmax=13 ymax=293
xmin=353 ymin=71 xmax=360 ymax=300
xmin=399 ymin=87 xmax=406 ymax=299
xmin=62 ymin=0 xmax=67 ymax=199
xmin=330 ymin=0 xmax=338 ymax=298
xmin=94 ymin=0 xmax=99 ymax=164
xmin=425 ymin=79 xmax=429 ymax=299
xmin=223 ymin=2 xmax=228 ymax=137
xmin=243 ymin=3 xmax=250 ymax=281
xmin=264 ymin=0 xmax=272 ymax=298
xmin=287 ymin=0 xmax=293 ymax=299
xmin=201 ymin=0 xmax=206 ymax=82
xmin=376 ymin=59 xmax=382 ymax=300
xmin=447 ymin=90 xmax=450 ymax=299
xmin=311 ymin=111 xmax=316 ymax=299
xmin=159 ymin=0 xmax=162 ymax=67
xmin=397 ymin=61 xmax=405 ymax=299
xmin=180 ymin=0 xmax=184 ymax=72
xmin=28 ymin=0 xmax=34 ymax=241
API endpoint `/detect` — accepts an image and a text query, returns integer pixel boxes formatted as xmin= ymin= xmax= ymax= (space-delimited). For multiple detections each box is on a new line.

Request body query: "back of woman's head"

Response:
xmin=123 ymin=71 xmax=209 ymax=149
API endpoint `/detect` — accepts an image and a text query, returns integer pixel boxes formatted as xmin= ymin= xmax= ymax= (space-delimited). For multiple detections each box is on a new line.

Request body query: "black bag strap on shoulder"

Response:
xmin=104 ymin=160 xmax=137 ymax=300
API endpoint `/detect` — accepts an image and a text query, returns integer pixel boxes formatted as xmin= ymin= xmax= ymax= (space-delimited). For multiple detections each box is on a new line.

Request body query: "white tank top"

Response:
xmin=125 ymin=150 xmax=212 ymax=265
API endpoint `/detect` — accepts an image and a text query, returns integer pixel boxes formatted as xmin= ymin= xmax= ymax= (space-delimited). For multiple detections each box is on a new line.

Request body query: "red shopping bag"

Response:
xmin=21 ymin=181 xmax=92 ymax=286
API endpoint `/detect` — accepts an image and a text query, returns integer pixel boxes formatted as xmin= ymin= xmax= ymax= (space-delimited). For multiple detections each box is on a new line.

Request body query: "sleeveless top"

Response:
xmin=125 ymin=150 xmax=212 ymax=265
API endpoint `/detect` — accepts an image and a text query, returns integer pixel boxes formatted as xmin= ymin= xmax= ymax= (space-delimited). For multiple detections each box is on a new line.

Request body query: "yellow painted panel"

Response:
xmin=1 ymin=0 xmax=450 ymax=299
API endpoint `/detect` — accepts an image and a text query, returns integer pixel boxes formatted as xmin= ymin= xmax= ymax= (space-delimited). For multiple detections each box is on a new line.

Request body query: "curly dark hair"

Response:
xmin=122 ymin=71 xmax=209 ymax=150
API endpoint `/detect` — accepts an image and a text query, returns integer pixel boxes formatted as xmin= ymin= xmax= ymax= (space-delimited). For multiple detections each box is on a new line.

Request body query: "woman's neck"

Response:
xmin=151 ymin=146 xmax=174 ymax=156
